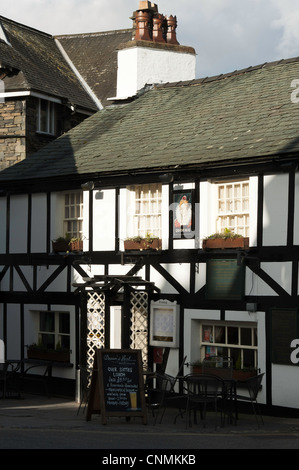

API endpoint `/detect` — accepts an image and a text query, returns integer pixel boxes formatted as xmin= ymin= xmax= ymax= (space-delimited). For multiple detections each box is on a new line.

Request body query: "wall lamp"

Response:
xmin=158 ymin=173 xmax=174 ymax=183
xmin=81 ymin=181 xmax=95 ymax=191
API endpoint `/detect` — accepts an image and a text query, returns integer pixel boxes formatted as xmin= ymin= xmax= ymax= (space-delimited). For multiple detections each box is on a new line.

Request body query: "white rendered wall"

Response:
xmin=263 ymin=174 xmax=288 ymax=246
xmin=9 ymin=195 xmax=28 ymax=253
xmin=31 ymin=194 xmax=47 ymax=253
xmin=116 ymin=46 xmax=196 ymax=98
xmin=92 ymin=190 xmax=116 ymax=251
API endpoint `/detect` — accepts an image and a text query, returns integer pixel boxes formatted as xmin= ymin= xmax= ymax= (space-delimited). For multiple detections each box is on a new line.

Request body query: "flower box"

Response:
xmin=202 ymin=237 xmax=249 ymax=250
xmin=27 ymin=348 xmax=70 ymax=363
xmin=191 ymin=365 xmax=257 ymax=381
xmin=124 ymin=238 xmax=162 ymax=251
xmin=52 ymin=240 xmax=70 ymax=252
xmin=69 ymin=240 xmax=83 ymax=252
xmin=52 ymin=239 xmax=83 ymax=253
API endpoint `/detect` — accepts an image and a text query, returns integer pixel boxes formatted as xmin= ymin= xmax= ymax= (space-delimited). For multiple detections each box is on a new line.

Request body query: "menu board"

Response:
xmin=86 ymin=349 xmax=147 ymax=425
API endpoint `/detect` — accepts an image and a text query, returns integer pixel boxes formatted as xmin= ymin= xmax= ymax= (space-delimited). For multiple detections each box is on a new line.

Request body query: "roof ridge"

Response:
xmin=55 ymin=28 xmax=133 ymax=40
xmin=156 ymin=56 xmax=299 ymax=90
xmin=0 ymin=15 xmax=52 ymax=39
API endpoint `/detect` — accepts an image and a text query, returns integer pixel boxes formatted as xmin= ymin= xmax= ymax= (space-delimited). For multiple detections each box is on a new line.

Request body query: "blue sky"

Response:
xmin=2 ymin=0 xmax=299 ymax=78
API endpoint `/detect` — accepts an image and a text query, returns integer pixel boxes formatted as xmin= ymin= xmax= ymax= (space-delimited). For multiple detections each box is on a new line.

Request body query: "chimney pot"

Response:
xmin=152 ymin=13 xmax=166 ymax=43
xmin=166 ymin=15 xmax=179 ymax=45
xmin=135 ymin=10 xmax=152 ymax=41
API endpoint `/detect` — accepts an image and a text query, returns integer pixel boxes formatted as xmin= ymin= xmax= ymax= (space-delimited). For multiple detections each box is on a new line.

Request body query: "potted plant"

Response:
xmin=52 ymin=235 xmax=70 ymax=253
xmin=52 ymin=233 xmax=83 ymax=253
xmin=202 ymin=228 xmax=249 ymax=250
xmin=68 ymin=237 xmax=83 ymax=252
xmin=191 ymin=361 xmax=204 ymax=375
xmin=27 ymin=342 xmax=71 ymax=363
xmin=124 ymin=233 xmax=162 ymax=251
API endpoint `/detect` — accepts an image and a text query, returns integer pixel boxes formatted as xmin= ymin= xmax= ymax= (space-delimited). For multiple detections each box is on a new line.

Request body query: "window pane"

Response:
xmin=59 ymin=335 xmax=70 ymax=350
xmin=202 ymin=325 xmax=212 ymax=342
xmin=243 ymin=349 xmax=255 ymax=368
xmin=230 ymin=348 xmax=241 ymax=368
xmin=40 ymin=100 xmax=48 ymax=132
xmin=40 ymin=333 xmax=55 ymax=349
xmin=59 ymin=313 xmax=70 ymax=334
xmin=227 ymin=327 xmax=238 ymax=345
xmin=241 ymin=328 xmax=252 ymax=346
xmin=215 ymin=326 xmax=225 ymax=343
xmin=40 ymin=312 xmax=54 ymax=332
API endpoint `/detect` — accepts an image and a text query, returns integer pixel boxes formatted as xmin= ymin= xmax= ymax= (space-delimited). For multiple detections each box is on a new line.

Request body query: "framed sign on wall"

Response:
xmin=206 ymin=259 xmax=245 ymax=300
xmin=150 ymin=300 xmax=179 ymax=348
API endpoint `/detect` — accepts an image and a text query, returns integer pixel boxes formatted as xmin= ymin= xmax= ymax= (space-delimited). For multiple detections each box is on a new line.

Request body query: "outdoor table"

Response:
xmin=173 ymin=375 xmax=238 ymax=427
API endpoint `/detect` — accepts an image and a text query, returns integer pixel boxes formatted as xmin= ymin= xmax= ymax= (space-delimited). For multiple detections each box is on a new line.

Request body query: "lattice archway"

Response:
xmin=130 ymin=291 xmax=149 ymax=369
xmin=86 ymin=291 xmax=106 ymax=370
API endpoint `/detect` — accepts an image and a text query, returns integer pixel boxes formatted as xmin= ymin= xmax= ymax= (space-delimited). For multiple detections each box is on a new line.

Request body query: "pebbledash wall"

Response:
xmin=1 ymin=173 xmax=299 ymax=408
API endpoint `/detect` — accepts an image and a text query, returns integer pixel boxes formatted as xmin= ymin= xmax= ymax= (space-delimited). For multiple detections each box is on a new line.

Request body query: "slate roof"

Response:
xmin=1 ymin=56 xmax=299 ymax=184
xmin=0 ymin=16 xmax=99 ymax=111
xmin=56 ymin=29 xmax=133 ymax=108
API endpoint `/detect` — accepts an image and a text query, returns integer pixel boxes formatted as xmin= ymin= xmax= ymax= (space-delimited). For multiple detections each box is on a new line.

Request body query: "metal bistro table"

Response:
xmin=7 ymin=358 xmax=73 ymax=397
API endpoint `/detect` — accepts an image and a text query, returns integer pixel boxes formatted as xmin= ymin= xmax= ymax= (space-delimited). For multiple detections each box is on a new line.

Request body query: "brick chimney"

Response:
xmin=112 ymin=2 xmax=196 ymax=100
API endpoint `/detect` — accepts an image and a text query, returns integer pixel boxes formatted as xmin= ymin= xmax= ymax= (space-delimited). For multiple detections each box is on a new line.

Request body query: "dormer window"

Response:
xmin=36 ymin=98 xmax=55 ymax=135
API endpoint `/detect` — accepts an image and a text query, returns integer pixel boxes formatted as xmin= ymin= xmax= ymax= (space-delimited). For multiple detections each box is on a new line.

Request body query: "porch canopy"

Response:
xmin=73 ymin=274 xmax=160 ymax=294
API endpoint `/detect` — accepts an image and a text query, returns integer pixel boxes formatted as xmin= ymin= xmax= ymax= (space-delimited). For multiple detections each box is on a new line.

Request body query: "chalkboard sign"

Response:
xmin=206 ymin=259 xmax=245 ymax=300
xmin=271 ymin=309 xmax=298 ymax=365
xmin=86 ymin=349 xmax=147 ymax=425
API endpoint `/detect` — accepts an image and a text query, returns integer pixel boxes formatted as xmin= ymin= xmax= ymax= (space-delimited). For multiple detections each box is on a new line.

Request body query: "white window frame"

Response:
xmin=36 ymin=98 xmax=55 ymax=135
xmin=199 ymin=321 xmax=258 ymax=369
xmin=64 ymin=191 xmax=83 ymax=239
xmin=216 ymin=180 xmax=250 ymax=237
xmin=38 ymin=311 xmax=70 ymax=350
xmin=127 ymin=183 xmax=162 ymax=239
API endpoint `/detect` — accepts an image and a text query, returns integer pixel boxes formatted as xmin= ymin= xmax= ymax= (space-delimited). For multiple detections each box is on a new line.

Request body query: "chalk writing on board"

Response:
xmin=102 ymin=352 xmax=141 ymax=412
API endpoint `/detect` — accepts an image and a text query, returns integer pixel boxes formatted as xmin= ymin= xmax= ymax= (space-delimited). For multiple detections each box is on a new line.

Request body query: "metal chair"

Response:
xmin=145 ymin=372 xmax=173 ymax=421
xmin=184 ymin=374 xmax=224 ymax=428
xmin=0 ymin=361 xmax=22 ymax=398
xmin=235 ymin=372 xmax=265 ymax=427
xmin=154 ymin=355 xmax=188 ymax=424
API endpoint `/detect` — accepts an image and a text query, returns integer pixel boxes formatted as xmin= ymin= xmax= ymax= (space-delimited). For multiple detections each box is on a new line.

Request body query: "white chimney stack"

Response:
xmin=113 ymin=2 xmax=196 ymax=100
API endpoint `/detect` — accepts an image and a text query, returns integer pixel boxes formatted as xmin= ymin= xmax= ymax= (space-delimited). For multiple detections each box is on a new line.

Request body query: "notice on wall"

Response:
xmin=206 ymin=259 xmax=245 ymax=300
xmin=86 ymin=349 xmax=147 ymax=425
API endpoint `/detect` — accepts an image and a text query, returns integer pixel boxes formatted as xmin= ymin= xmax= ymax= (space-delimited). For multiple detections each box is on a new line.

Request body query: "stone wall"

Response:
xmin=0 ymin=99 xmax=26 ymax=171
xmin=0 ymin=96 xmax=91 ymax=171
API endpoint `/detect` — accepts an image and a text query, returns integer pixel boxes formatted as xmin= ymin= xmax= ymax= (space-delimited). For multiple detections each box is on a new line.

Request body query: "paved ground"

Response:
xmin=1 ymin=394 xmax=299 ymax=451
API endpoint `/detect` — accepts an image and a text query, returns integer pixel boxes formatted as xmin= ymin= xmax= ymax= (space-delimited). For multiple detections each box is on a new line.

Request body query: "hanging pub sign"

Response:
xmin=86 ymin=349 xmax=147 ymax=425
xmin=206 ymin=259 xmax=245 ymax=300
xmin=173 ymin=189 xmax=194 ymax=238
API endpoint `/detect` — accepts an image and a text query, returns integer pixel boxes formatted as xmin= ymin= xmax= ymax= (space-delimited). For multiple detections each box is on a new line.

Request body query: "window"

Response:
xmin=36 ymin=98 xmax=55 ymax=135
xmin=130 ymin=184 xmax=162 ymax=238
xmin=200 ymin=322 xmax=258 ymax=369
xmin=217 ymin=180 xmax=249 ymax=237
xmin=39 ymin=311 xmax=70 ymax=350
xmin=64 ymin=192 xmax=83 ymax=239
